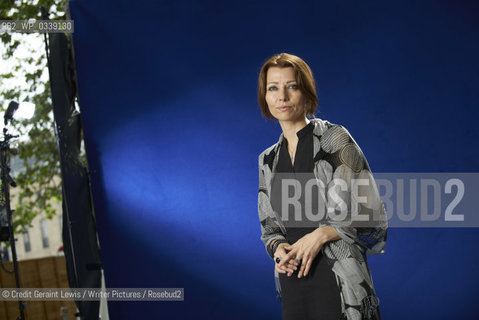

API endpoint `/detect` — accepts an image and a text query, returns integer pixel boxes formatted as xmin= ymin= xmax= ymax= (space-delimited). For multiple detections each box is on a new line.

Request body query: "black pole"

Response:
xmin=40 ymin=7 xmax=84 ymax=318
xmin=40 ymin=6 xmax=103 ymax=319
xmin=0 ymin=127 xmax=25 ymax=320
xmin=40 ymin=5 xmax=82 ymax=297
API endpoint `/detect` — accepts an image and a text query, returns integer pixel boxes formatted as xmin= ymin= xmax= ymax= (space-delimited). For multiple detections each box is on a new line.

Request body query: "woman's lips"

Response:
xmin=277 ymin=106 xmax=292 ymax=112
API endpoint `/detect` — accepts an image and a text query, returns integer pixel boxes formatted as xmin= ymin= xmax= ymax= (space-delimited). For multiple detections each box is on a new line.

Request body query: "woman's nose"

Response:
xmin=278 ymin=87 xmax=289 ymax=101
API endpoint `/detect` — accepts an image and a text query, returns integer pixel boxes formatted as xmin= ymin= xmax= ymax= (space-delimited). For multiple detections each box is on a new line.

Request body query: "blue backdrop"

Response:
xmin=69 ymin=0 xmax=479 ymax=318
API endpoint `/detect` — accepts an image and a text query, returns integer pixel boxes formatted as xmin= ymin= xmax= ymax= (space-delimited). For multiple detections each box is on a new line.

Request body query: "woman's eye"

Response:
xmin=267 ymin=86 xmax=277 ymax=91
xmin=288 ymin=84 xmax=298 ymax=89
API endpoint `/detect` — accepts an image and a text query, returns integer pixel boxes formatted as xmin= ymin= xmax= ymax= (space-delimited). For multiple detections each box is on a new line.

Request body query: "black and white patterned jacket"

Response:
xmin=258 ymin=118 xmax=388 ymax=319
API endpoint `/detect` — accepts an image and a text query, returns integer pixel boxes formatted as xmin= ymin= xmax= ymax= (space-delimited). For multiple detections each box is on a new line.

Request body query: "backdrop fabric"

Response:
xmin=69 ymin=1 xmax=479 ymax=319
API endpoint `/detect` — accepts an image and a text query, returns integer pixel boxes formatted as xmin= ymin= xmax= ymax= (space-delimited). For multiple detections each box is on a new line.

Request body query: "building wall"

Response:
xmin=2 ymin=157 xmax=64 ymax=261
xmin=16 ymin=211 xmax=64 ymax=261
xmin=0 ymin=180 xmax=64 ymax=262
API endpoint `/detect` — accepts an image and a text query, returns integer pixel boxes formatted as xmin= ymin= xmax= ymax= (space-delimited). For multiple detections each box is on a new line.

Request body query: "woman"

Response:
xmin=257 ymin=53 xmax=388 ymax=320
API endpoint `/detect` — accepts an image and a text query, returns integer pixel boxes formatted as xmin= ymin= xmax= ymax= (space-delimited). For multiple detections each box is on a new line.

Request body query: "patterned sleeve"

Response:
xmin=320 ymin=125 xmax=388 ymax=255
xmin=258 ymin=153 xmax=287 ymax=259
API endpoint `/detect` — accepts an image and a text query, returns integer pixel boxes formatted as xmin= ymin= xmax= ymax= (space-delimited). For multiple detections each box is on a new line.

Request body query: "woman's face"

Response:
xmin=265 ymin=67 xmax=307 ymax=123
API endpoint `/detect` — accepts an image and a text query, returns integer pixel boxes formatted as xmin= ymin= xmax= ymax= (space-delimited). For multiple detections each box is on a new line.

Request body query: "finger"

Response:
xmin=284 ymin=259 xmax=297 ymax=273
xmin=292 ymin=258 xmax=300 ymax=267
xmin=281 ymin=249 xmax=299 ymax=266
xmin=280 ymin=265 xmax=294 ymax=274
xmin=274 ymin=250 xmax=286 ymax=263
xmin=303 ymin=258 xmax=313 ymax=277
xmin=283 ymin=264 xmax=295 ymax=274
xmin=287 ymin=261 xmax=298 ymax=271
xmin=275 ymin=249 xmax=286 ymax=266
xmin=280 ymin=259 xmax=296 ymax=272
xmin=275 ymin=264 xmax=286 ymax=274
xmin=278 ymin=254 xmax=292 ymax=268
xmin=298 ymin=253 xmax=309 ymax=278
xmin=291 ymin=250 xmax=303 ymax=267
xmin=274 ymin=256 xmax=280 ymax=264
xmin=276 ymin=258 xmax=294 ymax=273
xmin=285 ymin=256 xmax=299 ymax=267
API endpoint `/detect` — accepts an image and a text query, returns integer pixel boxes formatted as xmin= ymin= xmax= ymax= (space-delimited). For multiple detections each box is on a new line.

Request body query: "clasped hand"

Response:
xmin=274 ymin=227 xmax=338 ymax=278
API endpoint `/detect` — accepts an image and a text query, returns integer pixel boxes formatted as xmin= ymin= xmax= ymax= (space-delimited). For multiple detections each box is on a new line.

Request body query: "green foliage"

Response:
xmin=0 ymin=0 xmax=68 ymax=233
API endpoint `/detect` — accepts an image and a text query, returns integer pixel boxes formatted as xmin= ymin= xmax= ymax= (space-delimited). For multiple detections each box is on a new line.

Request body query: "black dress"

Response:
xmin=270 ymin=122 xmax=342 ymax=320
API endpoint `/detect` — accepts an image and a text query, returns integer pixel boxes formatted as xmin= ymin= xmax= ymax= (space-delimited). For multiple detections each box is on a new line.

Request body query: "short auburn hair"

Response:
xmin=257 ymin=53 xmax=318 ymax=120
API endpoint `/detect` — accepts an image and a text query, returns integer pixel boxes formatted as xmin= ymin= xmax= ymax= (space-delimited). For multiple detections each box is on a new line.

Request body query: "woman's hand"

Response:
xmin=279 ymin=226 xmax=340 ymax=278
xmin=274 ymin=243 xmax=299 ymax=276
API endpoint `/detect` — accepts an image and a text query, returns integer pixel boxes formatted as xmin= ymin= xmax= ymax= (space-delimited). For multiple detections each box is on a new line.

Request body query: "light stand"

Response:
xmin=0 ymin=101 xmax=35 ymax=320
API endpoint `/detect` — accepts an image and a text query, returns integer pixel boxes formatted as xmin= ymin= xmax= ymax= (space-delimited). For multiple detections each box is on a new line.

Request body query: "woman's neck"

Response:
xmin=279 ymin=117 xmax=310 ymax=144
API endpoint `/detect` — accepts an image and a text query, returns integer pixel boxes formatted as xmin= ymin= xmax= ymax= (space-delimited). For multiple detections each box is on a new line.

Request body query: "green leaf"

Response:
xmin=1 ymin=0 xmax=72 ymax=234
